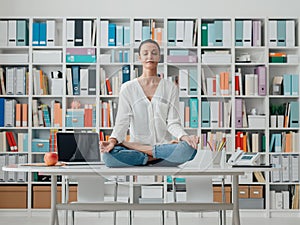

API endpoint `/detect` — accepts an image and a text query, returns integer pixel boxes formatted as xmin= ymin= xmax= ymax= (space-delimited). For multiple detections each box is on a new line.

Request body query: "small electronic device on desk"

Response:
xmin=227 ymin=150 xmax=270 ymax=167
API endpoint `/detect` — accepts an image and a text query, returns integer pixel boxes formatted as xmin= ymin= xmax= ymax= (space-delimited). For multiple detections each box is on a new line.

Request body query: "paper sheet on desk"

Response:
xmin=178 ymin=150 xmax=213 ymax=169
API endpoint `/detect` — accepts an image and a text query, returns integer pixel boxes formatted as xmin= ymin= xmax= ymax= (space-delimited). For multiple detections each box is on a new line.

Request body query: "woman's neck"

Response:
xmin=141 ymin=68 xmax=157 ymax=78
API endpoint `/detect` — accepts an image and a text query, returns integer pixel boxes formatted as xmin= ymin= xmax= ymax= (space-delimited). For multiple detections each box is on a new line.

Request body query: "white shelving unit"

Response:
xmin=0 ymin=17 xmax=299 ymax=217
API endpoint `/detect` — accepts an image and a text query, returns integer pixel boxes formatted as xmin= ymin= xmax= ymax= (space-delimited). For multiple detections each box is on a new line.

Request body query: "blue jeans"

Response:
xmin=103 ymin=141 xmax=197 ymax=167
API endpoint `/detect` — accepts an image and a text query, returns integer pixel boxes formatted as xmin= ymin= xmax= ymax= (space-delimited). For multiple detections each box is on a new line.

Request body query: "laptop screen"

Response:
xmin=57 ymin=132 xmax=100 ymax=163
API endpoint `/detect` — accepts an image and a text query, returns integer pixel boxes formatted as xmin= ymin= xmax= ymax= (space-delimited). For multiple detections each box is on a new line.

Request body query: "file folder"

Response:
xmin=7 ymin=155 xmax=17 ymax=181
xmin=88 ymin=69 xmax=96 ymax=95
xmin=291 ymin=74 xmax=299 ymax=96
xmin=184 ymin=20 xmax=193 ymax=47
xmin=201 ymin=23 xmax=208 ymax=46
xmin=100 ymin=20 xmax=109 ymax=47
xmin=0 ymin=98 xmax=4 ymax=127
xmin=252 ymin=20 xmax=261 ymax=47
xmin=167 ymin=20 xmax=176 ymax=46
xmin=201 ymin=101 xmax=210 ymax=127
xmin=80 ymin=68 xmax=89 ymax=95
xmin=243 ymin=20 xmax=252 ymax=47
xmin=223 ymin=20 xmax=231 ymax=47
xmin=210 ymin=101 xmax=219 ymax=128
xmin=46 ymin=20 xmax=55 ymax=46
xmin=83 ymin=20 xmax=92 ymax=46
xmin=286 ymin=20 xmax=295 ymax=47
xmin=235 ymin=20 xmax=243 ymax=46
xmin=283 ymin=74 xmax=291 ymax=96
xmin=277 ymin=20 xmax=286 ymax=46
xmin=39 ymin=22 xmax=46 ymax=46
xmin=207 ymin=23 xmax=215 ymax=46
xmin=75 ymin=19 xmax=83 ymax=46
xmin=188 ymin=69 xmax=198 ymax=95
xmin=15 ymin=67 xmax=26 ymax=95
xmin=5 ymin=67 xmax=15 ymax=95
xmin=289 ymin=101 xmax=299 ymax=128
xmin=108 ymin=23 xmax=116 ymax=46
xmin=0 ymin=20 xmax=8 ymax=46
xmin=179 ymin=69 xmax=188 ymax=97
xmin=17 ymin=154 xmax=28 ymax=182
xmin=214 ymin=20 xmax=223 ymax=46
xmin=16 ymin=20 xmax=28 ymax=46
xmin=175 ymin=20 xmax=184 ymax=46
xmin=142 ymin=26 xmax=151 ymax=41
xmin=8 ymin=20 xmax=17 ymax=46
xmin=255 ymin=66 xmax=266 ymax=96
xmin=66 ymin=20 xmax=75 ymax=46
xmin=0 ymin=155 xmax=6 ymax=181
xmin=235 ymin=99 xmax=243 ymax=128
xmin=270 ymin=154 xmax=281 ymax=182
xmin=71 ymin=66 xmax=80 ymax=95
xmin=281 ymin=154 xmax=290 ymax=182
xmin=124 ymin=26 xmax=130 ymax=47
xmin=268 ymin=20 xmax=277 ymax=47
xmin=189 ymin=98 xmax=198 ymax=128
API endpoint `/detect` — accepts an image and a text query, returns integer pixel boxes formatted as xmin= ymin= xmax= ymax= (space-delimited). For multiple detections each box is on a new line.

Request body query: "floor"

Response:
xmin=0 ymin=213 xmax=299 ymax=225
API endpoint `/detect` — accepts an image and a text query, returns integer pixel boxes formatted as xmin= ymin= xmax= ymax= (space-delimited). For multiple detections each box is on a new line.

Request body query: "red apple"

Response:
xmin=44 ymin=152 xmax=58 ymax=166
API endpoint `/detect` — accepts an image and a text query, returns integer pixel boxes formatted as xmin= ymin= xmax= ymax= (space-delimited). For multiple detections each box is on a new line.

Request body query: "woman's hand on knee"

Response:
xmin=180 ymin=135 xmax=199 ymax=149
xmin=100 ymin=139 xmax=116 ymax=152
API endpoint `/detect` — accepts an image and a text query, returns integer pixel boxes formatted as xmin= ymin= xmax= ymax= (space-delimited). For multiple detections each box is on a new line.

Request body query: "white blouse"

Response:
xmin=110 ymin=78 xmax=187 ymax=145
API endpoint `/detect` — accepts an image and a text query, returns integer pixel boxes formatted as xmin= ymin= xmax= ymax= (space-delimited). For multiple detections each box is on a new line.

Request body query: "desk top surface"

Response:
xmin=2 ymin=164 xmax=279 ymax=176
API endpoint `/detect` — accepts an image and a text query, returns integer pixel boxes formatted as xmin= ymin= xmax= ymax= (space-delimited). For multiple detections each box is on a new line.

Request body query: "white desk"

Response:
xmin=2 ymin=164 xmax=277 ymax=225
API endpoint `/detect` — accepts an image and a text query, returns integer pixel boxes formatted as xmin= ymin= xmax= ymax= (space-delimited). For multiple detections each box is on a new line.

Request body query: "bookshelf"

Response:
xmin=0 ymin=17 xmax=299 ymax=216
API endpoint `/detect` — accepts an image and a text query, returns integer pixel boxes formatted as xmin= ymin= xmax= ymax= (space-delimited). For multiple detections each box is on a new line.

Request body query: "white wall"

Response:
xmin=1 ymin=0 xmax=300 ymax=17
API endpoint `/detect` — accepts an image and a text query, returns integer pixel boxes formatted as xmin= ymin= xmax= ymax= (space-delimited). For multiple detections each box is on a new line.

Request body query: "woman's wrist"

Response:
xmin=109 ymin=137 xmax=118 ymax=145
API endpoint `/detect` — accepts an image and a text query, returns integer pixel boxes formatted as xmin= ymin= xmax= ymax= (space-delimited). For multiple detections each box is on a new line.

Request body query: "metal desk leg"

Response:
xmin=50 ymin=175 xmax=59 ymax=225
xmin=232 ymin=175 xmax=240 ymax=225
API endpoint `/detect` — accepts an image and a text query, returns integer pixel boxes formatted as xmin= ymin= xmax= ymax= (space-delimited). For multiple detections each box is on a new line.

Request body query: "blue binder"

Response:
xmin=39 ymin=22 xmax=47 ymax=46
xmin=235 ymin=20 xmax=243 ymax=46
xmin=0 ymin=98 xmax=4 ymax=127
xmin=116 ymin=25 xmax=124 ymax=46
xmin=71 ymin=66 xmax=80 ymax=95
xmin=277 ymin=20 xmax=286 ymax=46
xmin=108 ymin=23 xmax=116 ymax=46
xmin=142 ymin=26 xmax=151 ymax=41
xmin=189 ymin=98 xmax=198 ymax=128
xmin=32 ymin=22 xmax=40 ymax=46
xmin=283 ymin=74 xmax=291 ymax=96
xmin=167 ymin=20 xmax=176 ymax=46
xmin=201 ymin=101 xmax=210 ymax=128
xmin=122 ymin=65 xmax=130 ymax=83
xmin=289 ymin=101 xmax=299 ymax=128
xmin=214 ymin=20 xmax=223 ymax=46
xmin=291 ymin=74 xmax=299 ymax=96
xmin=124 ymin=26 xmax=130 ymax=46
xmin=16 ymin=20 xmax=28 ymax=46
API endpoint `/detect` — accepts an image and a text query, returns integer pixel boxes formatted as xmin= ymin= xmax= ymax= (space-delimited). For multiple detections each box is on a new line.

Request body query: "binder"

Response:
xmin=123 ymin=26 xmax=130 ymax=47
xmin=5 ymin=67 xmax=15 ymax=95
xmin=283 ymin=74 xmax=291 ymax=96
xmin=188 ymin=69 xmax=198 ymax=95
xmin=116 ymin=25 xmax=124 ymax=46
xmin=0 ymin=20 xmax=8 ymax=46
xmin=179 ymin=69 xmax=188 ymax=97
xmin=255 ymin=66 xmax=266 ymax=96
xmin=277 ymin=20 xmax=286 ymax=46
xmin=74 ymin=19 xmax=83 ymax=46
xmin=274 ymin=133 xmax=282 ymax=152
xmin=88 ymin=69 xmax=96 ymax=95
xmin=15 ymin=103 xmax=21 ymax=127
xmin=8 ymin=20 xmax=17 ymax=46
xmin=252 ymin=20 xmax=261 ymax=47
xmin=270 ymin=154 xmax=281 ymax=182
xmin=134 ymin=20 xmax=142 ymax=47
xmin=22 ymin=103 xmax=28 ymax=127
xmin=100 ymin=20 xmax=109 ymax=47
xmin=66 ymin=20 xmax=75 ymax=46
xmin=184 ymin=20 xmax=193 ymax=47
xmin=46 ymin=20 xmax=55 ymax=46
xmin=290 ymin=154 xmax=299 ymax=182
xmin=207 ymin=23 xmax=215 ymax=46
xmin=214 ymin=20 xmax=223 ymax=46
xmin=32 ymin=22 xmax=40 ymax=46
xmin=235 ymin=99 xmax=243 ymax=128
xmin=122 ymin=65 xmax=130 ymax=83
xmin=286 ymin=20 xmax=295 ymax=47
xmin=201 ymin=101 xmax=210 ymax=128
xmin=289 ymin=101 xmax=299 ymax=128
xmin=167 ymin=20 xmax=176 ymax=46
xmin=281 ymin=154 xmax=290 ymax=182
xmin=235 ymin=20 xmax=243 ymax=46
xmin=223 ymin=20 xmax=231 ymax=47
xmin=4 ymin=99 xmax=16 ymax=127
xmin=268 ymin=20 xmax=277 ymax=47
xmin=79 ymin=68 xmax=89 ymax=95
xmin=83 ymin=20 xmax=92 ymax=46
xmin=142 ymin=26 xmax=151 ymax=41
xmin=210 ymin=101 xmax=219 ymax=128
xmin=108 ymin=23 xmax=116 ymax=46
xmin=291 ymin=74 xmax=299 ymax=96
xmin=0 ymin=98 xmax=5 ymax=127
xmin=15 ymin=67 xmax=26 ymax=95
xmin=0 ymin=155 xmax=7 ymax=181
xmin=179 ymin=101 xmax=185 ymax=127
xmin=16 ymin=20 xmax=28 ymax=46
xmin=189 ymin=98 xmax=198 ymax=128
xmin=39 ymin=22 xmax=47 ymax=46
xmin=71 ymin=66 xmax=80 ymax=95
xmin=175 ymin=20 xmax=184 ymax=46
xmin=243 ymin=20 xmax=252 ymax=47
xmin=201 ymin=23 xmax=208 ymax=46
xmin=7 ymin=155 xmax=17 ymax=181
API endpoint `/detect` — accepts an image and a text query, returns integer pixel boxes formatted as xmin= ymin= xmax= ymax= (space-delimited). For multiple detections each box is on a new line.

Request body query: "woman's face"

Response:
xmin=139 ymin=43 xmax=160 ymax=69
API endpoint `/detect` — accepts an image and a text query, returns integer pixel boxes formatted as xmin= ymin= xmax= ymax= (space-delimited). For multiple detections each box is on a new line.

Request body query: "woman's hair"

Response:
xmin=138 ymin=39 xmax=161 ymax=56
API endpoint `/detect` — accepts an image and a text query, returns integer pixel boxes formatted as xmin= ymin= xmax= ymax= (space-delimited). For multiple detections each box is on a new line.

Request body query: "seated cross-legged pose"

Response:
xmin=100 ymin=39 xmax=199 ymax=167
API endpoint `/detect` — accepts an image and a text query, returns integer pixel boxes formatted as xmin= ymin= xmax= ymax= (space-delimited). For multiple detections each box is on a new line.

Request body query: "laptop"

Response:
xmin=57 ymin=132 xmax=104 ymax=165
